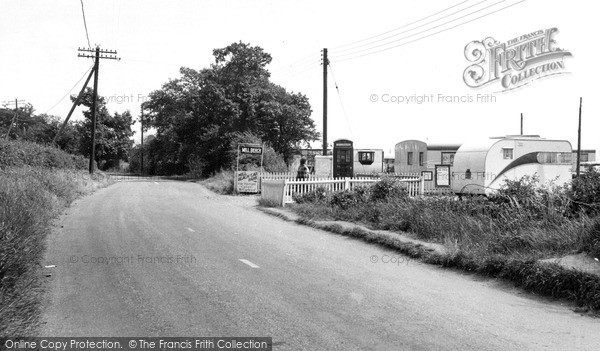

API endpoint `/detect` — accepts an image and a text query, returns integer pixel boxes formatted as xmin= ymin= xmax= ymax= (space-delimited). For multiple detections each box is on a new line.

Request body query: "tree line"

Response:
xmin=0 ymin=89 xmax=134 ymax=171
xmin=2 ymin=42 xmax=318 ymax=175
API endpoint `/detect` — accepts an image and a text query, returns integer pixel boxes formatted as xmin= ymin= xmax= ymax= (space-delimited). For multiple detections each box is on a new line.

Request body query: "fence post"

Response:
xmin=282 ymin=180 xmax=288 ymax=207
xmin=345 ymin=177 xmax=350 ymax=191
xmin=419 ymin=177 xmax=424 ymax=196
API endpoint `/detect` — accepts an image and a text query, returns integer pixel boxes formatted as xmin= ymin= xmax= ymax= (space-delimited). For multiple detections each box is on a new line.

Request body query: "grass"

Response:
xmin=286 ymin=176 xmax=600 ymax=312
xmin=201 ymin=170 xmax=234 ymax=195
xmin=0 ymin=140 xmax=112 ymax=337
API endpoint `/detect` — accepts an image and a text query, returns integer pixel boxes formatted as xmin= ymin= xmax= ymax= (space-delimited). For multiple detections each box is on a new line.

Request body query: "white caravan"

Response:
xmin=451 ymin=135 xmax=573 ymax=195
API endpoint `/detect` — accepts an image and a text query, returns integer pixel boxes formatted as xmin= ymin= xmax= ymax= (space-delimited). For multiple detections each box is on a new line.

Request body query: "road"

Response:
xmin=41 ymin=178 xmax=599 ymax=350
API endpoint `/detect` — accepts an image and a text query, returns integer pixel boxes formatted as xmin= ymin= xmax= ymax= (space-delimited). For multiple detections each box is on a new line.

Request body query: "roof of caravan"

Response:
xmin=459 ymin=136 xmax=571 ymax=153
xmin=394 ymin=140 xmax=462 ymax=149
xmin=427 ymin=143 xmax=462 ymax=151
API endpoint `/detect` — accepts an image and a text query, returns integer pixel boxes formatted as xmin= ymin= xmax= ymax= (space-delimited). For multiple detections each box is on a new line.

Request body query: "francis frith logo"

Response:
xmin=463 ymin=28 xmax=571 ymax=91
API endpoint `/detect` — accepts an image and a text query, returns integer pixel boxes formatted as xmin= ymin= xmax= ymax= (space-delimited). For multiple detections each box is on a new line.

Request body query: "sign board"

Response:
xmin=236 ymin=171 xmax=259 ymax=193
xmin=421 ymin=171 xmax=433 ymax=181
xmin=435 ymin=165 xmax=451 ymax=187
xmin=240 ymin=146 xmax=263 ymax=155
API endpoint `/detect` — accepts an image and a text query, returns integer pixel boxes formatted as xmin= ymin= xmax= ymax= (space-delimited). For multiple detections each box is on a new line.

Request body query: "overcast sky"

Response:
xmin=1 ymin=0 xmax=597 ymax=155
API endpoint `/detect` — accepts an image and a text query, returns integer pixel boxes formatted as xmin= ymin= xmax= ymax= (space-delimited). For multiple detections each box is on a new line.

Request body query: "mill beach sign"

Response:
xmin=463 ymin=28 xmax=572 ymax=91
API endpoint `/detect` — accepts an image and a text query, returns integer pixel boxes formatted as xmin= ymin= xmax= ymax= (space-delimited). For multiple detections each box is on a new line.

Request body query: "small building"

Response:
xmin=394 ymin=140 xmax=461 ymax=175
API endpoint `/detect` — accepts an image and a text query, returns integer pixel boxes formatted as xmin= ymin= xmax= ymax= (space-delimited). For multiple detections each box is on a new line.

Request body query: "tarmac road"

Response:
xmin=41 ymin=178 xmax=600 ymax=350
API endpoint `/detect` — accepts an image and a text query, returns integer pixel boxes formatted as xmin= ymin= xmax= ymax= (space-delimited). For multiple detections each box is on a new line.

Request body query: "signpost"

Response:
xmin=235 ymin=143 xmax=264 ymax=193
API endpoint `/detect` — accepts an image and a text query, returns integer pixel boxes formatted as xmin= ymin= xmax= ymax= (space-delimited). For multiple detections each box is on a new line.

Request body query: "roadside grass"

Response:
xmin=286 ymin=176 xmax=600 ymax=312
xmin=257 ymin=197 xmax=281 ymax=208
xmin=201 ymin=170 xmax=234 ymax=195
xmin=0 ymin=140 xmax=112 ymax=336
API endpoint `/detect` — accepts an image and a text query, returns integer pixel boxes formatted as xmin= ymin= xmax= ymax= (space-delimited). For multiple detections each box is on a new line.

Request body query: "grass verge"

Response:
xmin=1 ymin=140 xmax=113 ymax=336
xmin=200 ymin=170 xmax=234 ymax=195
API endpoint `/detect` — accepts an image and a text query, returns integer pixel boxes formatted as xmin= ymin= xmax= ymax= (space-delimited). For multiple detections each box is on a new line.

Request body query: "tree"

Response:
xmin=74 ymin=88 xmax=135 ymax=170
xmin=143 ymin=42 xmax=318 ymax=175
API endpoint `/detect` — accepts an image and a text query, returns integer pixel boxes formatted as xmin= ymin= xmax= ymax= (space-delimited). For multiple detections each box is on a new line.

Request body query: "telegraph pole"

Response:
xmin=520 ymin=113 xmax=523 ymax=135
xmin=140 ymin=108 xmax=144 ymax=174
xmin=322 ymin=48 xmax=328 ymax=156
xmin=576 ymin=97 xmax=582 ymax=178
xmin=3 ymin=98 xmax=26 ymax=139
xmin=89 ymin=47 xmax=100 ymax=174
xmin=77 ymin=46 xmax=119 ymax=173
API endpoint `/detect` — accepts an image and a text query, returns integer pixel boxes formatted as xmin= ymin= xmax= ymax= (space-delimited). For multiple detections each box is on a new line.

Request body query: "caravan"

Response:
xmin=451 ymin=135 xmax=573 ymax=195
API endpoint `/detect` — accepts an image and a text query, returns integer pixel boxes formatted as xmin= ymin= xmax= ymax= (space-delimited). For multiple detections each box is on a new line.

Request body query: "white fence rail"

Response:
xmin=259 ymin=172 xmax=452 ymax=206
xmin=281 ymin=177 xmax=422 ymax=205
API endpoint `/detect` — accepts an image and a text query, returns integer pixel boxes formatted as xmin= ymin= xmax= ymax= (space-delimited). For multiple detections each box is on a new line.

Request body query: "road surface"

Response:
xmin=41 ymin=178 xmax=599 ymax=350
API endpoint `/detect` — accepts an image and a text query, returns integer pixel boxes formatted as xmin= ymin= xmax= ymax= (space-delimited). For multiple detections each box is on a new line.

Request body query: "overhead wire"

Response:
xmin=331 ymin=0 xmax=489 ymax=55
xmin=331 ymin=0 xmax=471 ymax=51
xmin=328 ymin=61 xmax=354 ymax=139
xmin=43 ymin=64 xmax=94 ymax=114
xmin=79 ymin=0 xmax=92 ymax=48
xmin=332 ymin=0 xmax=525 ymax=63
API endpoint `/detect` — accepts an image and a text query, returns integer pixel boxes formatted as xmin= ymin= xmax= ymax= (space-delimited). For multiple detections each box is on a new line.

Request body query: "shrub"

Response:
xmin=328 ymin=189 xmax=368 ymax=210
xmin=582 ymin=218 xmax=600 ymax=259
xmin=0 ymin=139 xmax=87 ymax=170
xmin=569 ymin=167 xmax=600 ymax=216
xmin=293 ymin=186 xmax=328 ymax=204
xmin=201 ymin=170 xmax=234 ymax=194
xmin=370 ymin=176 xmax=408 ymax=202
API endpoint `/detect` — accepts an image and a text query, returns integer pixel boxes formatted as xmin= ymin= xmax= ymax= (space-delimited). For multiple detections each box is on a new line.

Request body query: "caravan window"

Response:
xmin=407 ymin=152 xmax=413 ymax=165
xmin=358 ymin=151 xmax=375 ymax=165
xmin=419 ymin=152 xmax=424 ymax=166
xmin=442 ymin=152 xmax=455 ymax=166
xmin=503 ymin=148 xmax=513 ymax=160
xmin=537 ymin=152 xmax=572 ymax=164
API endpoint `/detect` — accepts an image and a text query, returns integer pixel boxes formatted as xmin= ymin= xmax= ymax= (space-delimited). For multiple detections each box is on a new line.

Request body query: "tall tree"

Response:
xmin=74 ymin=88 xmax=135 ymax=169
xmin=143 ymin=42 xmax=318 ymax=175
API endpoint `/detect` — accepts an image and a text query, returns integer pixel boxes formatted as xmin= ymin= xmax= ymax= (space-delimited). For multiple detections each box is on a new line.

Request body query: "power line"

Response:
xmin=328 ymin=61 xmax=353 ymax=139
xmin=331 ymin=0 xmax=511 ymax=60
xmin=79 ymin=0 xmax=92 ymax=48
xmin=334 ymin=0 xmax=525 ymax=63
xmin=332 ymin=0 xmax=488 ymax=55
xmin=276 ymin=61 xmax=322 ymax=79
xmin=331 ymin=0 xmax=471 ymax=51
xmin=270 ymin=51 xmax=322 ymax=75
xmin=43 ymin=64 xmax=94 ymax=114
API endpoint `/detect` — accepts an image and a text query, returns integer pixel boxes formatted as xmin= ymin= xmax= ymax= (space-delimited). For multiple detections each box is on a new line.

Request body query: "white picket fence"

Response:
xmin=280 ymin=177 xmax=422 ymax=205
xmin=259 ymin=172 xmax=452 ymax=205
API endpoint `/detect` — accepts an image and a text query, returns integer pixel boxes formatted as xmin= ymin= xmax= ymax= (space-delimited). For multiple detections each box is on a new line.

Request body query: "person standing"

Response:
xmin=296 ymin=158 xmax=309 ymax=180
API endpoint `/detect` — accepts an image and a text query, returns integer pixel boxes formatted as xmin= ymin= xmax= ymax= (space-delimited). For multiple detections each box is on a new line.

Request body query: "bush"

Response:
xmin=0 ymin=139 xmax=87 ymax=170
xmin=293 ymin=186 xmax=328 ymax=204
xmin=201 ymin=170 xmax=234 ymax=194
xmin=582 ymin=218 xmax=600 ymax=259
xmin=569 ymin=167 xmax=600 ymax=216
xmin=328 ymin=189 xmax=368 ymax=210
xmin=369 ymin=176 xmax=408 ymax=202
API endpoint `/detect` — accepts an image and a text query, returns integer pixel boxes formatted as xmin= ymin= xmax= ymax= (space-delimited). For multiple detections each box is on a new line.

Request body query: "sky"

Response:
xmin=1 ymin=0 xmax=598 ymax=156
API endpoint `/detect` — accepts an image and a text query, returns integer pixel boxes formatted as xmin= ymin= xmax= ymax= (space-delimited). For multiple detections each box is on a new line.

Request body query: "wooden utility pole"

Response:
xmin=52 ymin=68 xmax=95 ymax=145
xmin=322 ymin=48 xmax=328 ymax=156
xmin=77 ymin=46 xmax=119 ymax=173
xmin=520 ymin=113 xmax=523 ymax=135
xmin=89 ymin=47 xmax=100 ymax=174
xmin=576 ymin=97 xmax=582 ymax=177
xmin=140 ymin=108 xmax=144 ymax=174
xmin=3 ymin=98 xmax=26 ymax=139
